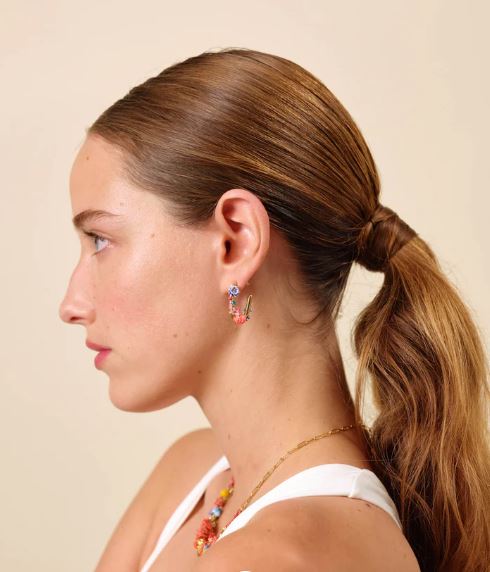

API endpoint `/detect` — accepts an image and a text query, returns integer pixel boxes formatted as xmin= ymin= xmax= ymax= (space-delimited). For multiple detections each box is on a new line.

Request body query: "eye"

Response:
xmin=83 ymin=231 xmax=109 ymax=254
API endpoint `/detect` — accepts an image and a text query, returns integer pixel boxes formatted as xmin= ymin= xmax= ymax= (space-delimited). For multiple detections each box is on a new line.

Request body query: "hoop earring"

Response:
xmin=227 ymin=282 xmax=253 ymax=325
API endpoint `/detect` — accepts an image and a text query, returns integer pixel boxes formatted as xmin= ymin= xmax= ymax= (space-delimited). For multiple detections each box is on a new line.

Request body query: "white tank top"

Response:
xmin=139 ymin=454 xmax=402 ymax=572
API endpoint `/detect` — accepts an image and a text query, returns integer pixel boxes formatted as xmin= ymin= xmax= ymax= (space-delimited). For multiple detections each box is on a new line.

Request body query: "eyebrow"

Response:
xmin=72 ymin=209 xmax=122 ymax=231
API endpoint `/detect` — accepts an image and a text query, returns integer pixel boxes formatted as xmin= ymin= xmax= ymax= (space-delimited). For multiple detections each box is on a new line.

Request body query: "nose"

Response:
xmin=58 ymin=266 xmax=95 ymax=325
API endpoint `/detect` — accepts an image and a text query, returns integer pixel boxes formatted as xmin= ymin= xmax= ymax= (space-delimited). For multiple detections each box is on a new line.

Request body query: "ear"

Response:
xmin=212 ymin=188 xmax=270 ymax=294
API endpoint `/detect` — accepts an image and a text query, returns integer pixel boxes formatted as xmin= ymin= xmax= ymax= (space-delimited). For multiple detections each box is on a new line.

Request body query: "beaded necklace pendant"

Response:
xmin=193 ymin=475 xmax=240 ymax=556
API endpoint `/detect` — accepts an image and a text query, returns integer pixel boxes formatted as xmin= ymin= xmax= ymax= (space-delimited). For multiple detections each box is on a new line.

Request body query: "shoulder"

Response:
xmin=155 ymin=426 xmax=224 ymax=502
xmin=191 ymin=495 xmax=420 ymax=572
xmin=137 ymin=427 xmax=222 ymax=502
xmin=190 ymin=509 xmax=302 ymax=572
xmin=153 ymin=426 xmax=223 ymax=480
xmin=94 ymin=427 xmax=222 ymax=571
xmin=168 ymin=426 xmax=221 ymax=459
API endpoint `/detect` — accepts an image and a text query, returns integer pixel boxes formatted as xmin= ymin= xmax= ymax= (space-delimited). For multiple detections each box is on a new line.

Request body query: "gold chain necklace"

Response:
xmin=194 ymin=422 xmax=368 ymax=555
xmin=232 ymin=423 xmax=365 ymax=516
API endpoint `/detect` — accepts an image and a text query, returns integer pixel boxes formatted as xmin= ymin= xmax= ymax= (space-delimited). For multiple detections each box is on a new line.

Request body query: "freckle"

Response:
xmin=197 ymin=369 xmax=202 ymax=374
xmin=150 ymin=233 xmax=155 ymax=238
xmin=266 ymin=323 xmax=270 ymax=329
xmin=173 ymin=333 xmax=178 ymax=338
xmin=119 ymin=202 xmax=124 ymax=206
xmin=85 ymin=155 xmax=90 ymax=161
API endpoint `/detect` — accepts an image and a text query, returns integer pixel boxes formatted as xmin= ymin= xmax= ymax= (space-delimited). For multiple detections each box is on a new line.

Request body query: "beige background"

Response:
xmin=1 ymin=1 xmax=488 ymax=570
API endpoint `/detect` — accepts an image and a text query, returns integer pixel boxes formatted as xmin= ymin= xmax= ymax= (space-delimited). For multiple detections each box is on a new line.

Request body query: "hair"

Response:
xmin=87 ymin=47 xmax=490 ymax=571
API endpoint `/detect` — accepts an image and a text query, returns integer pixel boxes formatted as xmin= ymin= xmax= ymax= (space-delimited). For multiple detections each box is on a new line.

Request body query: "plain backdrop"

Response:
xmin=1 ymin=1 xmax=488 ymax=570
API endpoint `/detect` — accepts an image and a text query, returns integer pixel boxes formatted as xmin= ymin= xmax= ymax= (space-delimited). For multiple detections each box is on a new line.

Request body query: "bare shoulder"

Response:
xmin=190 ymin=512 xmax=302 ymax=572
xmin=191 ymin=495 xmax=420 ymax=572
xmin=163 ymin=427 xmax=222 ymax=462
xmin=94 ymin=427 xmax=222 ymax=572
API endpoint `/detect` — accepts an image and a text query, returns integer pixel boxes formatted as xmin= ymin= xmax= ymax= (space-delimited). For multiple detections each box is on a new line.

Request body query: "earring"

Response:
xmin=227 ymin=282 xmax=253 ymax=325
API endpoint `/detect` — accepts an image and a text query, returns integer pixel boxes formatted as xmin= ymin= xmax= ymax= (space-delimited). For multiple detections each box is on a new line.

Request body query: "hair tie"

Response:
xmin=356 ymin=204 xmax=417 ymax=272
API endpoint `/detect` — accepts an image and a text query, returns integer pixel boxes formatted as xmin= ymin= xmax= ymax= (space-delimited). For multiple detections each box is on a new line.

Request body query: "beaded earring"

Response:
xmin=227 ymin=282 xmax=252 ymax=325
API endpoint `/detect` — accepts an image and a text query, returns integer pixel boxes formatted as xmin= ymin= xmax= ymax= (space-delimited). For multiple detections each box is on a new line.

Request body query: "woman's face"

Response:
xmin=59 ymin=135 xmax=224 ymax=412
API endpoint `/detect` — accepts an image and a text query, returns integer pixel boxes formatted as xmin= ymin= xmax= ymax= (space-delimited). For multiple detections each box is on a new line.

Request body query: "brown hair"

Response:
xmin=87 ymin=47 xmax=490 ymax=571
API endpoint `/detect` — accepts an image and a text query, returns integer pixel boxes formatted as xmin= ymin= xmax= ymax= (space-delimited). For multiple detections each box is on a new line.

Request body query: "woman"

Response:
xmin=59 ymin=48 xmax=490 ymax=571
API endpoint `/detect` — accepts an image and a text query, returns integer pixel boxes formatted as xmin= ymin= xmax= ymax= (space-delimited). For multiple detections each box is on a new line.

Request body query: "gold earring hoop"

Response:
xmin=227 ymin=282 xmax=252 ymax=325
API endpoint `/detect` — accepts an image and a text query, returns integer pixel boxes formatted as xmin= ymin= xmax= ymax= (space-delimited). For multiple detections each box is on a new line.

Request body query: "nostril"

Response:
xmin=58 ymin=305 xmax=78 ymax=324
xmin=58 ymin=297 xmax=94 ymax=325
xmin=66 ymin=312 xmax=86 ymax=324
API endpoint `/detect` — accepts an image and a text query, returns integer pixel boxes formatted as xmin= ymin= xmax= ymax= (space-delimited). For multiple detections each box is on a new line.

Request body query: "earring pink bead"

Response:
xmin=227 ymin=282 xmax=253 ymax=325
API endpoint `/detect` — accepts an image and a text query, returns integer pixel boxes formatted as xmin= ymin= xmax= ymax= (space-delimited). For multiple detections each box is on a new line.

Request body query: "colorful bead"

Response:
xmin=228 ymin=284 xmax=240 ymax=297
xmin=227 ymin=282 xmax=253 ymax=325
xmin=194 ymin=476 xmax=236 ymax=556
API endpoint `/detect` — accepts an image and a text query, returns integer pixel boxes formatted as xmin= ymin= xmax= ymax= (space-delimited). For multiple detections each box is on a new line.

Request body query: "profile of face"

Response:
xmin=59 ymin=135 xmax=251 ymax=412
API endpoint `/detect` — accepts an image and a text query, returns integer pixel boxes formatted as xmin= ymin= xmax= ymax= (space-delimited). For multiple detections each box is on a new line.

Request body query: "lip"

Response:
xmin=86 ymin=339 xmax=111 ymax=351
xmin=94 ymin=349 xmax=111 ymax=369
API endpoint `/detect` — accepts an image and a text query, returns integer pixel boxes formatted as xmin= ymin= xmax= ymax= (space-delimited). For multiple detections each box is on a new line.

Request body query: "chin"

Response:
xmin=107 ymin=378 xmax=188 ymax=413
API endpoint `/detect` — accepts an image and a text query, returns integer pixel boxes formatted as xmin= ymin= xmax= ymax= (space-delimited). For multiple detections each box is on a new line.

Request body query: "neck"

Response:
xmin=192 ymin=324 xmax=368 ymax=508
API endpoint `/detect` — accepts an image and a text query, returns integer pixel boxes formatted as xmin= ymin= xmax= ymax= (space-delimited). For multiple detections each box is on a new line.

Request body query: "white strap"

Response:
xmin=217 ymin=463 xmax=402 ymax=542
xmin=139 ymin=454 xmax=230 ymax=572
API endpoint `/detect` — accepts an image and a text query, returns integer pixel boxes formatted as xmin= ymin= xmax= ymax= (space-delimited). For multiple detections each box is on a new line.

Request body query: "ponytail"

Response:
xmin=353 ymin=207 xmax=490 ymax=571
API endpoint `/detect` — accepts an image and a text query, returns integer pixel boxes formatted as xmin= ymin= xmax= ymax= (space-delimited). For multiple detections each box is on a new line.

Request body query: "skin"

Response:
xmin=59 ymin=134 xmax=372 ymax=520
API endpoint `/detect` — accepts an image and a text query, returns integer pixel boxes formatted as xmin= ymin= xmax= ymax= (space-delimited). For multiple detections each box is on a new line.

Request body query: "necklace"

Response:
xmin=193 ymin=422 xmax=364 ymax=556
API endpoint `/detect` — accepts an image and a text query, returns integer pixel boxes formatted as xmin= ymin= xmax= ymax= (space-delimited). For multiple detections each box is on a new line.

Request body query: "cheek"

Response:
xmin=94 ymin=231 xmax=223 ymax=374
xmin=96 ymin=250 xmax=205 ymax=346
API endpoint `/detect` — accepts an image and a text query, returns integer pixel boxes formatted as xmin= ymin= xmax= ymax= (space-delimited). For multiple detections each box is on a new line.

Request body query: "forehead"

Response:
xmin=69 ymin=135 xmax=130 ymax=212
xmin=68 ymin=135 xmax=175 ymax=232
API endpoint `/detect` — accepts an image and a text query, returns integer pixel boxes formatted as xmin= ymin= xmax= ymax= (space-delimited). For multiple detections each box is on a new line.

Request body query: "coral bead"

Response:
xmin=194 ymin=476 xmax=236 ymax=556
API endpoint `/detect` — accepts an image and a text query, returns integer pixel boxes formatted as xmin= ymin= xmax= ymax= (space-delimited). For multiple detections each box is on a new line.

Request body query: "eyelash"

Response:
xmin=83 ymin=231 xmax=109 ymax=254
